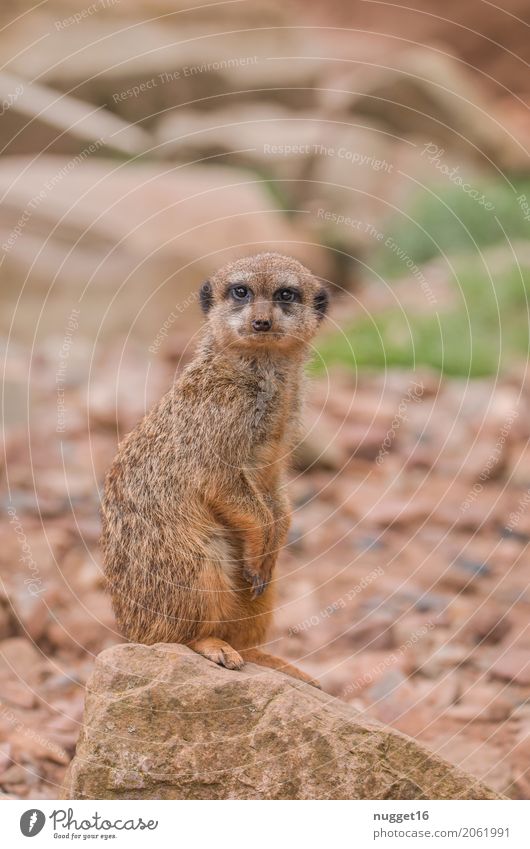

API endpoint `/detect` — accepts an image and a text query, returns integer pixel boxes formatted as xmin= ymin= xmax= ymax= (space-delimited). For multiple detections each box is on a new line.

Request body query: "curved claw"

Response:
xmin=243 ymin=567 xmax=267 ymax=598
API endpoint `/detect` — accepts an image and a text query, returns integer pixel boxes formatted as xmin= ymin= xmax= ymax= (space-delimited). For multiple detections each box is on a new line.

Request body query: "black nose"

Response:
xmin=252 ymin=319 xmax=272 ymax=332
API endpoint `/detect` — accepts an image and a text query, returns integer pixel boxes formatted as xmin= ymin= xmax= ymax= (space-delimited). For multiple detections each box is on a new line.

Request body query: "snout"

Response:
xmin=252 ymin=318 xmax=272 ymax=332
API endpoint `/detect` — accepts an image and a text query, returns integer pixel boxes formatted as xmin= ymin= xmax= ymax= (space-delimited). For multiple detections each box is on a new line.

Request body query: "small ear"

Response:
xmin=199 ymin=280 xmax=213 ymax=314
xmin=314 ymin=287 xmax=329 ymax=320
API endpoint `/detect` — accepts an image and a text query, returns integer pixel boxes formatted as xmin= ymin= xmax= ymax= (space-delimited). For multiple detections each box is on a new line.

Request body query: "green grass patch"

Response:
xmin=316 ymin=257 xmax=530 ymax=378
xmin=315 ymin=178 xmax=530 ymax=377
xmin=373 ymin=178 xmax=530 ymax=278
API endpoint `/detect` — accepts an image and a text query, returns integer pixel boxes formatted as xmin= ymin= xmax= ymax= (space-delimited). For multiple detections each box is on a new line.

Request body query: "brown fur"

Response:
xmin=101 ymin=253 xmax=328 ymax=686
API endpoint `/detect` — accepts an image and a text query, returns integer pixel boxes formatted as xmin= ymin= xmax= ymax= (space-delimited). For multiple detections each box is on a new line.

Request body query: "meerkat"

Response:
xmin=101 ymin=252 xmax=328 ymax=686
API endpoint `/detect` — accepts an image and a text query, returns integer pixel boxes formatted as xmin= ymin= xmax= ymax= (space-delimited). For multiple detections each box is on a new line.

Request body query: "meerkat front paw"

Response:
xmin=243 ymin=566 xmax=268 ymax=597
xmin=243 ymin=553 xmax=276 ymax=598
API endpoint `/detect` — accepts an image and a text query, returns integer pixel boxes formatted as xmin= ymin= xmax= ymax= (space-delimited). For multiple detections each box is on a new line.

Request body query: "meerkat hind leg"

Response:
xmin=189 ymin=636 xmax=244 ymax=670
xmin=240 ymin=648 xmax=320 ymax=688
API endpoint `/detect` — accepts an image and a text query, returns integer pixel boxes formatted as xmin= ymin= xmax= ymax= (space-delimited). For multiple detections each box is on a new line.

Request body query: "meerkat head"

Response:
xmin=199 ymin=253 xmax=329 ymax=354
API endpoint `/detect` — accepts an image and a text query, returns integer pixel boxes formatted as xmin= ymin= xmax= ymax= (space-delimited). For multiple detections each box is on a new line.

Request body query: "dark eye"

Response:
xmin=231 ymin=285 xmax=249 ymax=301
xmin=276 ymin=288 xmax=299 ymax=303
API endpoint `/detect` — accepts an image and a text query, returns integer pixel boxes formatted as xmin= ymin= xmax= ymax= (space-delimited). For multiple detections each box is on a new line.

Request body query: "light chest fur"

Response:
xmin=247 ymin=356 xmax=302 ymax=491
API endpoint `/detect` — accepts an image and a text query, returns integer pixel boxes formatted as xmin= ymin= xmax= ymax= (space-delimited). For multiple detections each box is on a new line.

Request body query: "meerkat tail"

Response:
xmin=239 ymin=648 xmax=320 ymax=688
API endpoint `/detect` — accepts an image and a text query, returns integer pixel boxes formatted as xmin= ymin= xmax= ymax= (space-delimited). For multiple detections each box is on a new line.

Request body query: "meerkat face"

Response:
xmin=200 ymin=253 xmax=329 ymax=354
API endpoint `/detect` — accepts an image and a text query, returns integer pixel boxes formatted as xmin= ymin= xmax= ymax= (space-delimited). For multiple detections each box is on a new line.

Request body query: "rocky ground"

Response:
xmin=2 ymin=307 xmax=530 ymax=799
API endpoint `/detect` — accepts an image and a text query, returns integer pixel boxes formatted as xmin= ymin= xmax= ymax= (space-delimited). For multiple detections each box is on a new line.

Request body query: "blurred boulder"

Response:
xmin=0 ymin=72 xmax=150 ymax=157
xmin=0 ymin=157 xmax=325 ymax=349
xmin=3 ymin=13 xmax=325 ymax=122
xmin=155 ymin=106 xmax=397 ymax=268
xmin=320 ymin=49 xmax=529 ymax=169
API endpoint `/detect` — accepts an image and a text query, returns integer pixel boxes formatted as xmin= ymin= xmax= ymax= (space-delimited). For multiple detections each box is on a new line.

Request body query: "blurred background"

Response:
xmin=1 ymin=0 xmax=530 ymax=799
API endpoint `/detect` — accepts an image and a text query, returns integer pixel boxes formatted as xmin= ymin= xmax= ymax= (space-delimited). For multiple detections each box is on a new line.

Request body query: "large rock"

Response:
xmin=2 ymin=10 xmax=322 ymax=122
xmin=320 ymin=49 xmax=528 ymax=169
xmin=62 ymin=643 xmax=498 ymax=800
xmin=0 ymin=157 xmax=323 ymax=349
xmin=0 ymin=72 xmax=150 ymax=157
